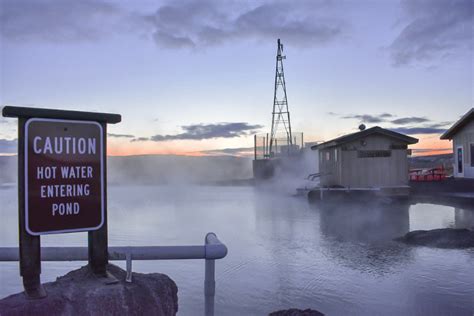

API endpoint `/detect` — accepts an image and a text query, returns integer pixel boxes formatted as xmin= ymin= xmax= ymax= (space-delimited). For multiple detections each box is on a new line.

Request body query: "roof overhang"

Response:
xmin=311 ymin=126 xmax=418 ymax=150
xmin=440 ymin=108 xmax=474 ymax=140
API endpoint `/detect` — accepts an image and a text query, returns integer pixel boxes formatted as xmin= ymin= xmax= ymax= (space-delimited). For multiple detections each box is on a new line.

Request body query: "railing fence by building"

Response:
xmin=254 ymin=132 xmax=304 ymax=160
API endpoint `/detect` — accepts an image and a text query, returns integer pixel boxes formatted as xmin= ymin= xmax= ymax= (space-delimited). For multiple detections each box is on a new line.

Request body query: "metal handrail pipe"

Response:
xmin=0 ymin=233 xmax=228 ymax=316
xmin=0 ymin=245 xmax=227 ymax=262
xmin=205 ymin=233 xmax=228 ymax=259
xmin=109 ymin=246 xmax=206 ymax=260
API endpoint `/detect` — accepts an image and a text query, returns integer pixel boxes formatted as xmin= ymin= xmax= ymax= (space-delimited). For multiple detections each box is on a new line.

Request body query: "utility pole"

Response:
xmin=269 ymin=39 xmax=292 ymax=156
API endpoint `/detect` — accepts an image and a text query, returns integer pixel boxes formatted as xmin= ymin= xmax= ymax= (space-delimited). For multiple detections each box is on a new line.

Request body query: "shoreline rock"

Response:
xmin=269 ymin=308 xmax=324 ymax=316
xmin=395 ymin=228 xmax=474 ymax=249
xmin=0 ymin=264 xmax=178 ymax=316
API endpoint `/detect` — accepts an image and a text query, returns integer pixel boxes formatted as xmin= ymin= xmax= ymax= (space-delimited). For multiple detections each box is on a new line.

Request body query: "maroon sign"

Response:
xmin=25 ymin=118 xmax=104 ymax=235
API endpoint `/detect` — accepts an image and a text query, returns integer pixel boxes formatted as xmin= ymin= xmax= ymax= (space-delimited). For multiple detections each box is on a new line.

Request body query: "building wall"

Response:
xmin=319 ymin=134 xmax=410 ymax=187
xmin=452 ymin=120 xmax=474 ymax=178
xmin=253 ymin=159 xmax=274 ymax=180
xmin=319 ymin=147 xmax=339 ymax=186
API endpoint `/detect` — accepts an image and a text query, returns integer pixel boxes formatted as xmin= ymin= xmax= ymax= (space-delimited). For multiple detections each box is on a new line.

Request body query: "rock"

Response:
xmin=396 ymin=228 xmax=474 ymax=249
xmin=0 ymin=264 xmax=178 ymax=316
xmin=269 ymin=308 xmax=325 ymax=316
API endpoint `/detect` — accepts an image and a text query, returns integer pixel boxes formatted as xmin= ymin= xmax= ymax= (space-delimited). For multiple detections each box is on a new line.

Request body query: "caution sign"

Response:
xmin=25 ymin=118 xmax=104 ymax=235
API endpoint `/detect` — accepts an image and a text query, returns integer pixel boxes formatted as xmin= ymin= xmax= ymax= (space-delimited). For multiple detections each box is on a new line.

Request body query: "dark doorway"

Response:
xmin=457 ymin=147 xmax=463 ymax=174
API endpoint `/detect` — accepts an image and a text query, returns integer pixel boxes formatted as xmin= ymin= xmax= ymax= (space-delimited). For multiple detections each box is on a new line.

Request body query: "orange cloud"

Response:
xmin=107 ymin=139 xmax=207 ymax=156
xmin=410 ymin=135 xmax=452 ymax=156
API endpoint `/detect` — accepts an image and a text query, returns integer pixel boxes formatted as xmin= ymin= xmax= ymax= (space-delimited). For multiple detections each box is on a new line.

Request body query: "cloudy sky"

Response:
xmin=0 ymin=0 xmax=472 ymax=156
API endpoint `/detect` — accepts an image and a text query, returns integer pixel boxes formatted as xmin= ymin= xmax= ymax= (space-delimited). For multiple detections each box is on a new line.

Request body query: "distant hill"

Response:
xmin=1 ymin=153 xmax=452 ymax=186
xmin=409 ymin=153 xmax=453 ymax=173
xmin=107 ymin=155 xmax=252 ymax=185
xmin=0 ymin=155 xmax=252 ymax=185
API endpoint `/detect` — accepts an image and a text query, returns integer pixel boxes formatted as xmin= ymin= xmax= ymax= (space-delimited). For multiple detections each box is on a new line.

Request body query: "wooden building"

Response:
xmin=311 ymin=127 xmax=418 ymax=193
xmin=440 ymin=108 xmax=474 ymax=178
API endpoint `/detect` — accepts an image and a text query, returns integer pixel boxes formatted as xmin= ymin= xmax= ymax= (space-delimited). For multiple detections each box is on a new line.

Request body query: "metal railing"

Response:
xmin=0 ymin=232 xmax=227 ymax=316
xmin=253 ymin=132 xmax=304 ymax=160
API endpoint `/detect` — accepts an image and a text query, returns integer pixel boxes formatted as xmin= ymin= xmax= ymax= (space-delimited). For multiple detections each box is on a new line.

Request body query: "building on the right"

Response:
xmin=440 ymin=108 xmax=474 ymax=178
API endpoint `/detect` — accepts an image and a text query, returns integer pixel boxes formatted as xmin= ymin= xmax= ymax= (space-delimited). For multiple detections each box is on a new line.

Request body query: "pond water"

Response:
xmin=1 ymin=185 xmax=473 ymax=315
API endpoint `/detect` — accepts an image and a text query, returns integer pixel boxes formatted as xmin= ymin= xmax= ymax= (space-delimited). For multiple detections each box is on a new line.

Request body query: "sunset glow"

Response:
xmin=0 ymin=0 xmax=471 ymax=159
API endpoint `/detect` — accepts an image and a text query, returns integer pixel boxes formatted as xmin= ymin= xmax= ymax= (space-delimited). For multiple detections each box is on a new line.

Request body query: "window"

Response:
xmin=391 ymin=144 xmax=407 ymax=150
xmin=326 ymin=151 xmax=330 ymax=161
xmin=334 ymin=149 xmax=337 ymax=162
xmin=358 ymin=150 xmax=391 ymax=158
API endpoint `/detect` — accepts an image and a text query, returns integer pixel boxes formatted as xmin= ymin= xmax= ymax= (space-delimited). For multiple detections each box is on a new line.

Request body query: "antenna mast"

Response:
xmin=269 ymin=38 xmax=292 ymax=156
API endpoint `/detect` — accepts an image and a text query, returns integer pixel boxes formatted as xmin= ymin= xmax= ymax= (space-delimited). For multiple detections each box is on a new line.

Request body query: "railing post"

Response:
xmin=204 ymin=233 xmax=217 ymax=316
xmin=204 ymin=258 xmax=215 ymax=316
xmin=254 ymin=134 xmax=257 ymax=160
xmin=125 ymin=252 xmax=132 ymax=283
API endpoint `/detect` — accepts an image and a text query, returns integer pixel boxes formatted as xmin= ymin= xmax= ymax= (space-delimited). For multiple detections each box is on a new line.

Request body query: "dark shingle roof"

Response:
xmin=440 ymin=108 xmax=474 ymax=140
xmin=311 ymin=126 xmax=418 ymax=150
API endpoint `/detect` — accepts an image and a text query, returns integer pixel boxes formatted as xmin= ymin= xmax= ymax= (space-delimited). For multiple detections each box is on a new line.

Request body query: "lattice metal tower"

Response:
xmin=269 ymin=38 xmax=292 ymax=156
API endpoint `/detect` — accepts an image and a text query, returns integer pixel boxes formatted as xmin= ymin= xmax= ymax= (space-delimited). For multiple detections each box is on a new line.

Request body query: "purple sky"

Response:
xmin=1 ymin=0 xmax=472 ymax=156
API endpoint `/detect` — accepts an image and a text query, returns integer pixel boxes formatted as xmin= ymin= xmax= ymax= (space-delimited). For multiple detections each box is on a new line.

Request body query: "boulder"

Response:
xmin=269 ymin=308 xmax=325 ymax=316
xmin=0 ymin=264 xmax=178 ymax=316
xmin=396 ymin=228 xmax=474 ymax=249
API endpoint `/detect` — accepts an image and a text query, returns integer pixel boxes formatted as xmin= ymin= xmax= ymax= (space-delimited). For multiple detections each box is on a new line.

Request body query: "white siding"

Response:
xmin=452 ymin=120 xmax=474 ymax=178
xmin=319 ymin=134 xmax=410 ymax=187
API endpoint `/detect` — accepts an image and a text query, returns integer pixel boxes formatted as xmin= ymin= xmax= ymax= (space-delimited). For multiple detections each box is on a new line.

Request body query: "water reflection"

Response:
xmin=317 ymin=201 xmax=413 ymax=274
xmin=454 ymin=208 xmax=474 ymax=229
xmin=318 ymin=202 xmax=409 ymax=243
xmin=407 ymin=203 xmax=474 ymax=231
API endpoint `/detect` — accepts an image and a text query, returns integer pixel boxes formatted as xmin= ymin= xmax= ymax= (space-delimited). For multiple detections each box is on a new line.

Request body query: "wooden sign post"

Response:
xmin=2 ymin=106 xmax=121 ymax=299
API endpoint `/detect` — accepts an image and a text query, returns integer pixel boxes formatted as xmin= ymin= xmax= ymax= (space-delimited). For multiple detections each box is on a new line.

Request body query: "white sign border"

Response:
xmin=25 ymin=118 xmax=105 ymax=236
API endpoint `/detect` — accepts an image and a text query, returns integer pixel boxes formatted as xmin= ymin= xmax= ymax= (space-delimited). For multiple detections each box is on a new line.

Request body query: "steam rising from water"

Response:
xmin=0 ymin=161 xmax=473 ymax=314
xmin=256 ymin=148 xmax=319 ymax=195
xmin=0 ymin=155 xmax=254 ymax=186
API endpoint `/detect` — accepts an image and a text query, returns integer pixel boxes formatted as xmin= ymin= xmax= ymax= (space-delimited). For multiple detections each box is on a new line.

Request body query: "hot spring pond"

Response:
xmin=1 ymin=185 xmax=473 ymax=315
